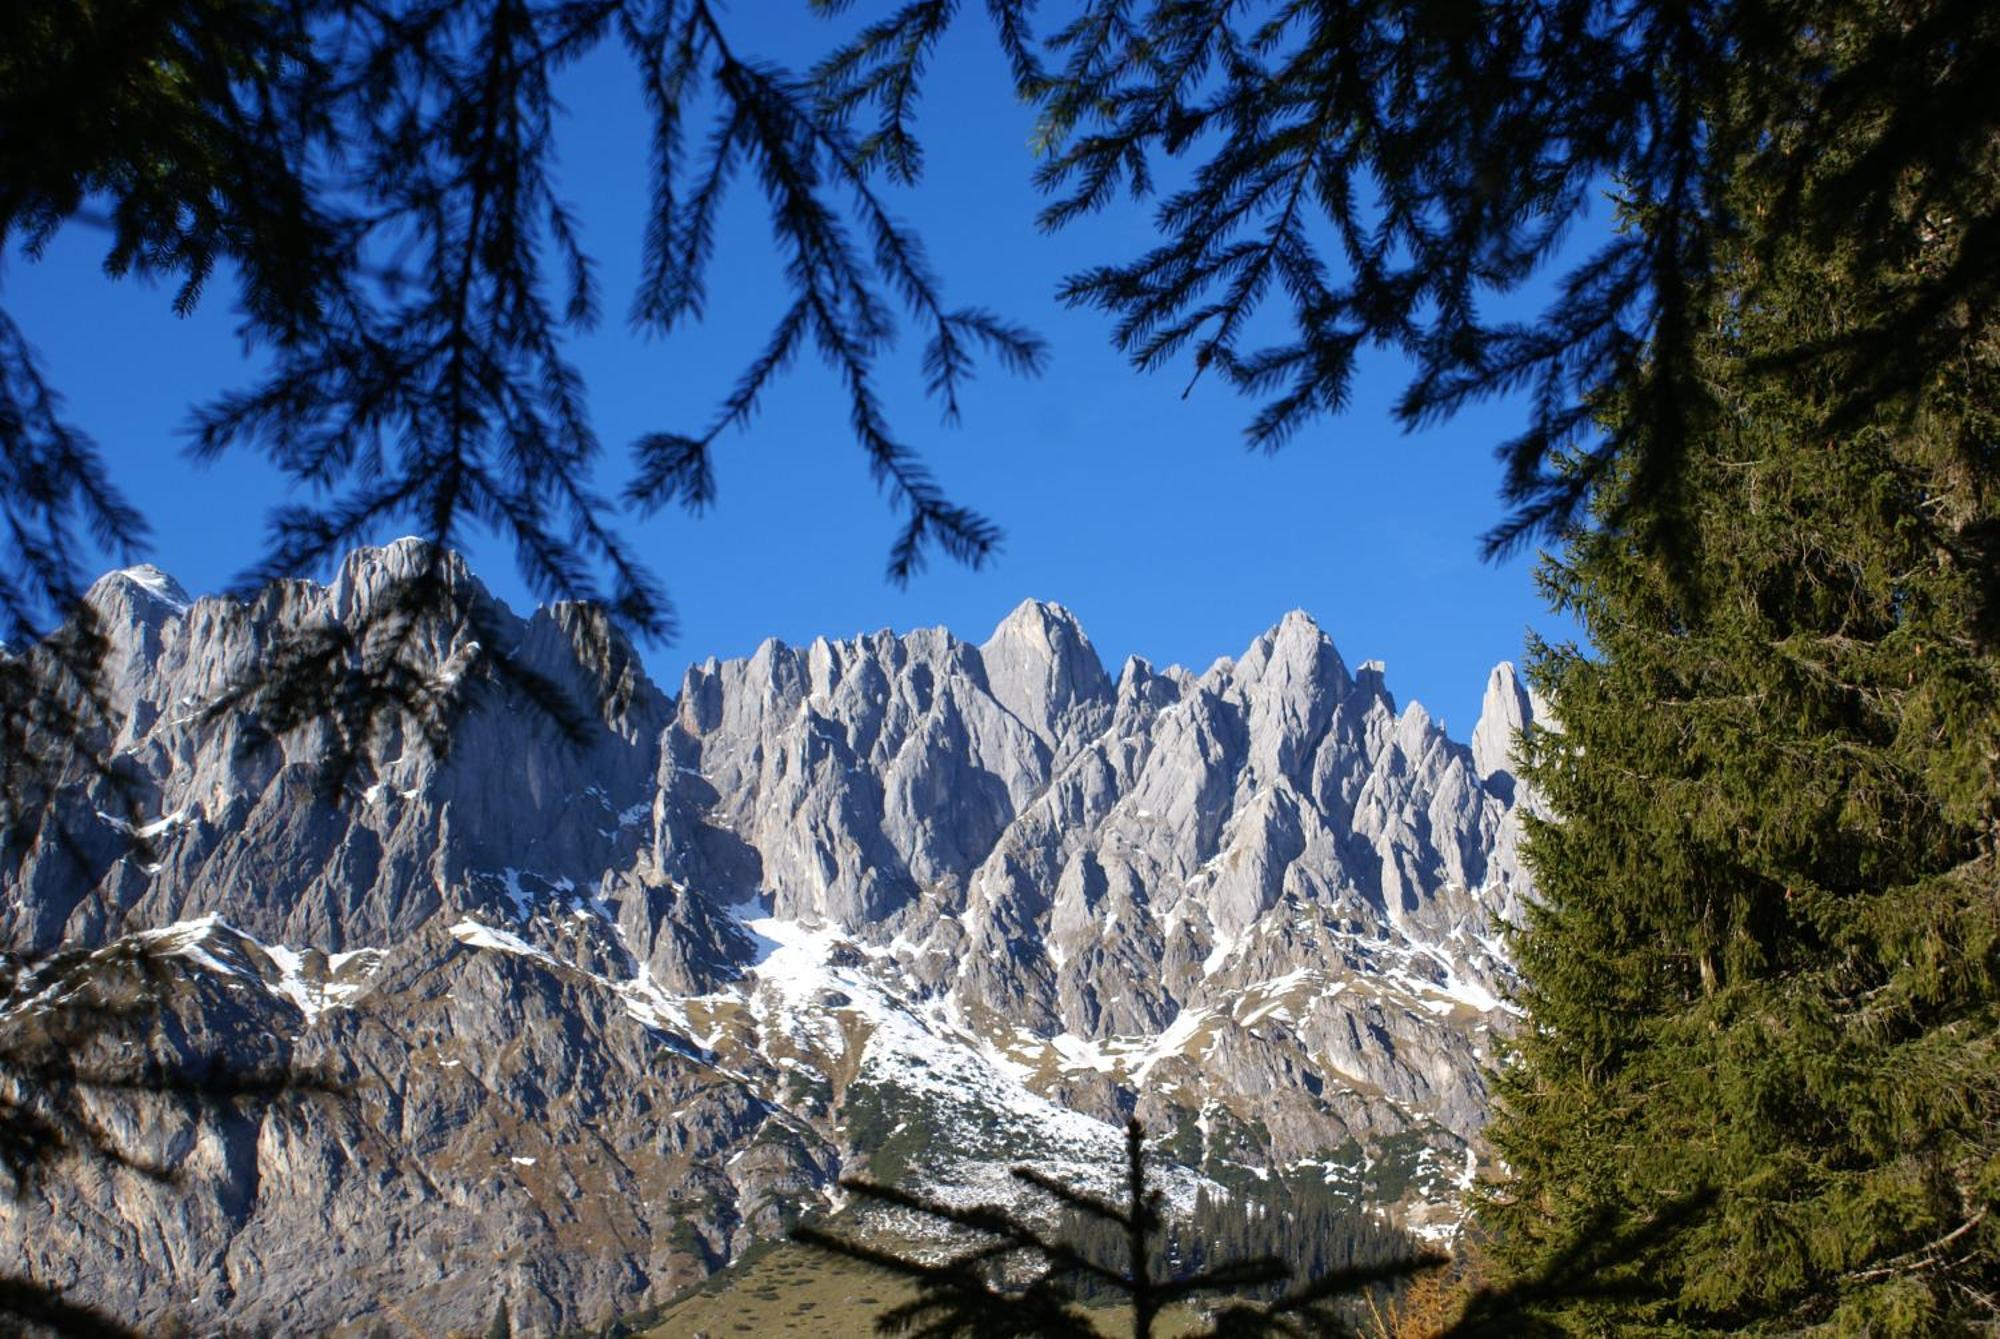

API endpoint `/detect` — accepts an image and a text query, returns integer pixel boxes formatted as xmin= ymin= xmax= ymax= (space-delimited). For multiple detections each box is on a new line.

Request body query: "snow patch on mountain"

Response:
xmin=127 ymin=916 xmax=387 ymax=1026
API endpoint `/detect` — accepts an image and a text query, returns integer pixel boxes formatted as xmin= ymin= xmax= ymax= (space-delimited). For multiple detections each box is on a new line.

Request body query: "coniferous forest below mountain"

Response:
xmin=1 ymin=0 xmax=1997 ymax=1335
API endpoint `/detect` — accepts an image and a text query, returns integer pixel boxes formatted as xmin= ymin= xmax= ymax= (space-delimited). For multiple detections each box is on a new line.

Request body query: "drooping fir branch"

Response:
xmin=623 ymin=0 xmax=1045 ymax=584
xmin=188 ymin=0 xmax=674 ymax=638
xmin=795 ymin=1112 xmax=1757 ymax=1336
xmin=0 ymin=308 xmax=153 ymax=844
xmin=803 ymin=0 xmax=1999 ymax=571
xmin=1026 ymin=0 xmax=1736 ymax=562
xmin=0 ymin=0 xmax=1048 ymax=843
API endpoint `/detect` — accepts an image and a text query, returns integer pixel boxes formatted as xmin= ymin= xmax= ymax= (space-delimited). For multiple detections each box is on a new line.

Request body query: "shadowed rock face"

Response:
xmin=0 ymin=546 xmax=1544 ymax=1335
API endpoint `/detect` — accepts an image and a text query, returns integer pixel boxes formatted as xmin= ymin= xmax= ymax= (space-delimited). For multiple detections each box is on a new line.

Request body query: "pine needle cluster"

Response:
xmin=792 ymin=1118 xmax=1735 ymax=1337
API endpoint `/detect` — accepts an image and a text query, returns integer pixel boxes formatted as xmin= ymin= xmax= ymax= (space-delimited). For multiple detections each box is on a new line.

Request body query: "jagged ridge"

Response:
xmin=0 ymin=543 xmax=1543 ymax=1335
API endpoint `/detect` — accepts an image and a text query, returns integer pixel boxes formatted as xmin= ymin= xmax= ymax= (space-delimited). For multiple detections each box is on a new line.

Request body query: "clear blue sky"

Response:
xmin=3 ymin=13 xmax=1595 ymax=738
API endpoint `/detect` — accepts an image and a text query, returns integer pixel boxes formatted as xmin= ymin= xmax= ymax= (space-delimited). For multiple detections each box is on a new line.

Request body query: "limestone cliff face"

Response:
xmin=0 ymin=546 xmax=1545 ymax=1335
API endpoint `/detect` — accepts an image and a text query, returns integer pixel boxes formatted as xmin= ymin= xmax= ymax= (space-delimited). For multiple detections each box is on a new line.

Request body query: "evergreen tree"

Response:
xmin=1479 ymin=98 xmax=2000 ymax=1332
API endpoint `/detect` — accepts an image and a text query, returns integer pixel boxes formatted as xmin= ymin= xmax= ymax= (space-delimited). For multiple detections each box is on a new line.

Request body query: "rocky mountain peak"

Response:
xmin=1228 ymin=610 xmax=1350 ymax=786
xmin=1471 ymin=661 xmax=1535 ymax=797
xmin=86 ymin=563 xmax=193 ymax=620
xmin=979 ymin=597 xmax=1113 ymax=746
xmin=1353 ymin=657 xmax=1392 ymax=699
xmin=326 ymin=536 xmax=485 ymax=622
xmin=347 ymin=533 xmax=444 ymax=577
xmin=1236 ymin=609 xmax=1343 ymax=684
xmin=986 ymin=595 xmax=1081 ymax=641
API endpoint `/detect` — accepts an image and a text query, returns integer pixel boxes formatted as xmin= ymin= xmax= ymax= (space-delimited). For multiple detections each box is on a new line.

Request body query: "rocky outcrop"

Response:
xmin=0 ymin=546 xmax=1544 ymax=1334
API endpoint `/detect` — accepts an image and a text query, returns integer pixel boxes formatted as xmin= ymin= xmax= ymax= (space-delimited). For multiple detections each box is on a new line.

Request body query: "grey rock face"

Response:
xmin=1471 ymin=660 xmax=1535 ymax=801
xmin=0 ymin=550 xmax=1542 ymax=1334
xmin=979 ymin=599 xmax=1114 ymax=753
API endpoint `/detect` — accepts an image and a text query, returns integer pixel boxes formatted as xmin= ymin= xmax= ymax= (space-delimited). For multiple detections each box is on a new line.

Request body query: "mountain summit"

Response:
xmin=0 ymin=546 xmax=1543 ymax=1335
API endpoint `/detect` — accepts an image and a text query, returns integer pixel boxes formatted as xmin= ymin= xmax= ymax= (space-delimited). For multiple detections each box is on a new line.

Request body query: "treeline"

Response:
xmin=1057 ymin=1171 xmax=1417 ymax=1307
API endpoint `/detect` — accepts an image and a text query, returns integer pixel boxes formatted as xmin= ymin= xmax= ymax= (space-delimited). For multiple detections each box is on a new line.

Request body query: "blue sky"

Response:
xmin=4 ymin=12 xmax=1594 ymax=737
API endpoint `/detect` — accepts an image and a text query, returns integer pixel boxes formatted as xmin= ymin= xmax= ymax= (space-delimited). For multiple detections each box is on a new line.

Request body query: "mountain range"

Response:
xmin=0 ymin=541 xmax=1545 ymax=1335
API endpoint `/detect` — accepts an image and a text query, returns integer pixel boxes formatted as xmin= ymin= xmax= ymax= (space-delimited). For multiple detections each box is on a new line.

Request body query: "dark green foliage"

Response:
xmin=1480 ymin=115 xmax=2000 ymax=1331
xmin=1179 ymin=1104 xmax=1275 ymax=1190
xmin=844 ymin=1077 xmax=947 ymax=1186
xmin=1374 ymin=1143 xmax=1440 ymax=1212
xmin=486 ymin=1296 xmax=514 ymax=1339
xmin=793 ymin=1116 xmax=1727 ymax=1336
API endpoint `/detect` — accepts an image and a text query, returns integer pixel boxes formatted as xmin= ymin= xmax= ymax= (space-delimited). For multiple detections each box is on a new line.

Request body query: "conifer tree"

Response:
xmin=1480 ymin=92 xmax=2000 ymax=1331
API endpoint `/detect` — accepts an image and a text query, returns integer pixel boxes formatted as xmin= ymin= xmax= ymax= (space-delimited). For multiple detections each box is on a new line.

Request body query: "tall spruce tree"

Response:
xmin=1480 ymin=117 xmax=2000 ymax=1332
